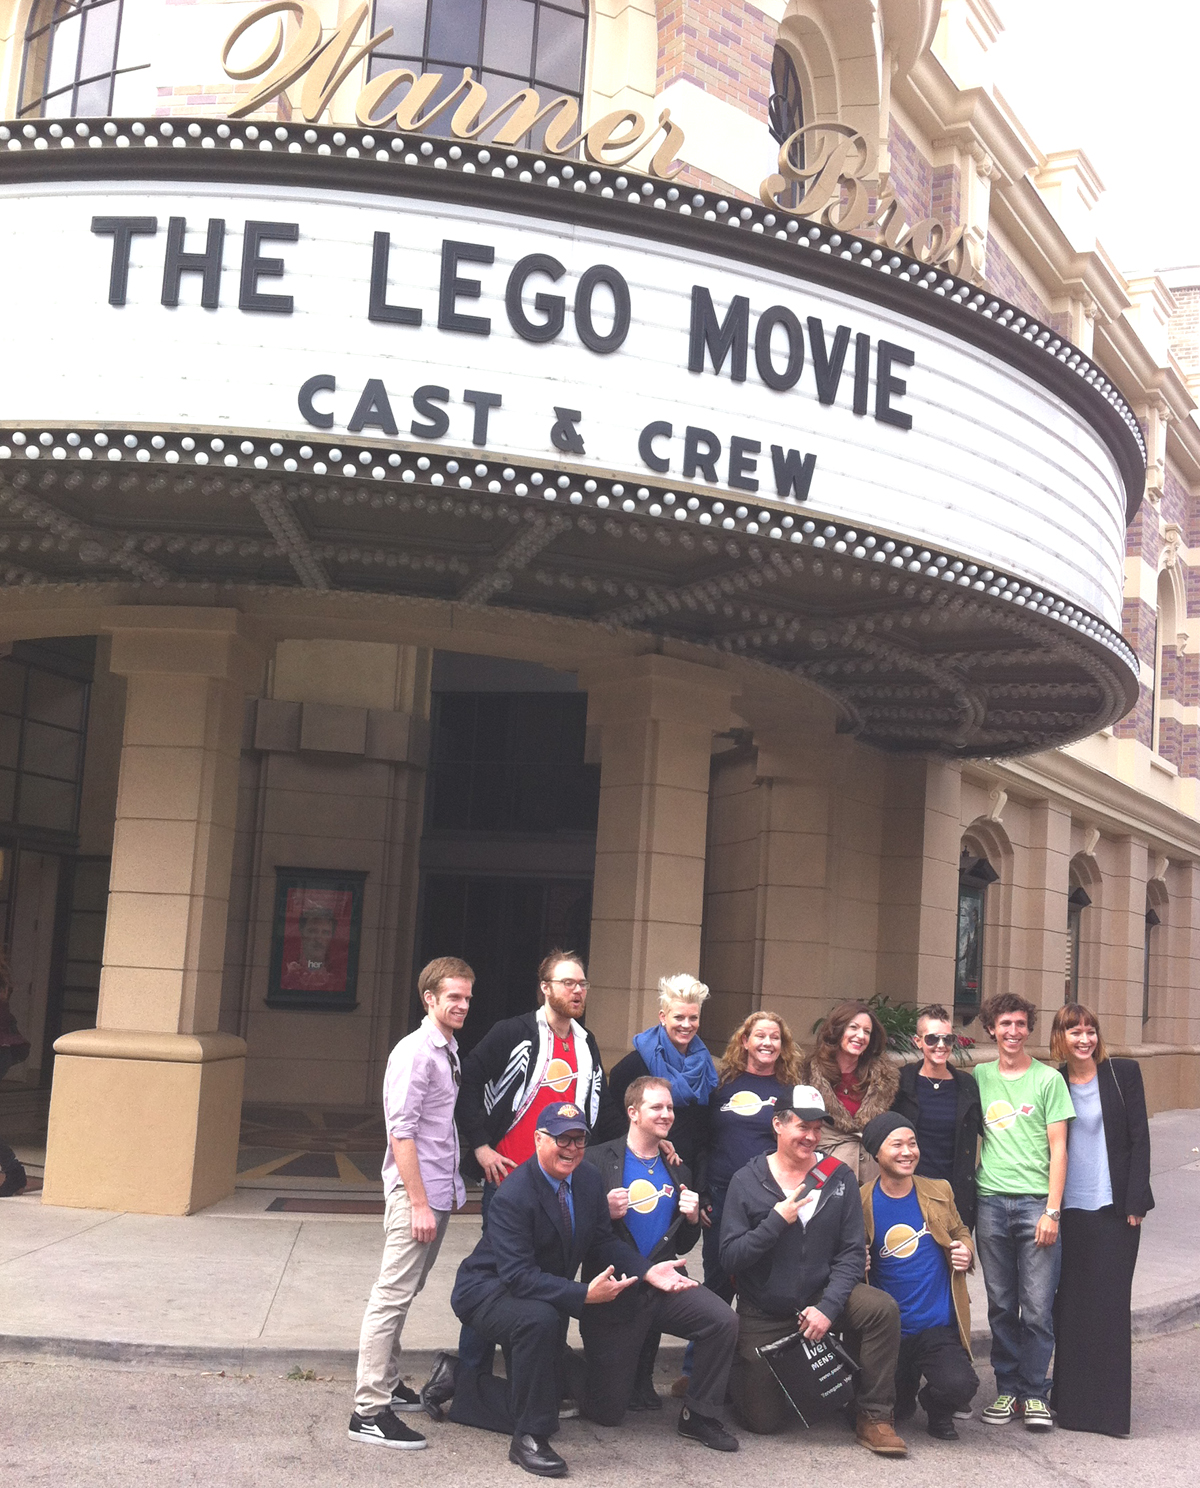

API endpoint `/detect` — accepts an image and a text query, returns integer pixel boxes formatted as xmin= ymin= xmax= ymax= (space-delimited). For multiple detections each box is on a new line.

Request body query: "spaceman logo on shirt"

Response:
xmin=984 ymin=1099 xmax=1036 ymax=1133
xmin=878 ymin=1222 xmax=930 ymax=1261
xmin=720 ymin=1090 xmax=778 ymax=1116
xmin=627 ymin=1178 xmax=675 ymax=1213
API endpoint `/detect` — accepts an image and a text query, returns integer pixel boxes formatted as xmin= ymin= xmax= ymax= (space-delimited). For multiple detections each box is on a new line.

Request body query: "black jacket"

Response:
xmin=608 ymin=1048 xmax=711 ymax=1183
xmin=583 ymin=1136 xmax=701 ymax=1266
xmin=450 ymin=1155 xmax=648 ymax=1322
xmin=1057 ymin=1057 xmax=1154 ymax=1219
xmin=455 ymin=1010 xmax=623 ymax=1178
xmin=719 ymin=1153 xmax=865 ymax=1323
xmin=892 ymin=1061 xmax=983 ymax=1230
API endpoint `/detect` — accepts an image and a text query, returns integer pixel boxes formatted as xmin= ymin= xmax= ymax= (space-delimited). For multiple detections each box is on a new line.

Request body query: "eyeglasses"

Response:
xmin=546 ymin=1133 xmax=587 ymax=1150
xmin=922 ymin=1034 xmax=955 ymax=1048
xmin=548 ymin=978 xmax=589 ymax=992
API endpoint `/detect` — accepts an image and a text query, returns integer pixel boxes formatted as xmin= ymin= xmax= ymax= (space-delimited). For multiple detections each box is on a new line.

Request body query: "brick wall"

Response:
xmin=983 ymin=233 xmax=1054 ymax=325
xmin=1168 ymin=284 xmax=1200 ymax=374
xmin=657 ymin=0 xmax=776 ymax=124
xmin=155 ymin=82 xmax=289 ymax=119
xmin=887 ymin=117 xmax=931 ymax=223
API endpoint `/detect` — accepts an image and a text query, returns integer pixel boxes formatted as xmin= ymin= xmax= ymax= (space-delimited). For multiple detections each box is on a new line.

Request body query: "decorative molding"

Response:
xmin=987 ymin=785 xmax=1007 ymax=822
xmin=1082 ymin=825 xmax=1101 ymax=858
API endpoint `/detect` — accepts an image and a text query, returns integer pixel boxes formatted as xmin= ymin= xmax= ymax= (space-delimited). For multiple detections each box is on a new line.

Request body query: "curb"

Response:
xmin=3 ymin=1296 xmax=1198 ymax=1376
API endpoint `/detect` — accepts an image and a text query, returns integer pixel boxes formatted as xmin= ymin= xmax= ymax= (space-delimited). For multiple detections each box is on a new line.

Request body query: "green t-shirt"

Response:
xmin=974 ymin=1059 xmax=1075 ymax=1198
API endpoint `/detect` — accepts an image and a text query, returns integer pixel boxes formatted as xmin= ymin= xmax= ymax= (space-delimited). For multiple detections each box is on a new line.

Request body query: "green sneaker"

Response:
xmin=981 ymin=1393 xmax=1018 ymax=1425
xmin=1023 ymin=1399 xmax=1053 ymax=1431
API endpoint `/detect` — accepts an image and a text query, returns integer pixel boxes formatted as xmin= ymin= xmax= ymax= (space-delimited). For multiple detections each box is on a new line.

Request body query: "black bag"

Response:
xmin=757 ymin=1328 xmax=857 ymax=1425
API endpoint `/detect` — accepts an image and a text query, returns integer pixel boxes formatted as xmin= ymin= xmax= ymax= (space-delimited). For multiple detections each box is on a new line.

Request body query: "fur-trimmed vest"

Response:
xmin=799 ymin=1054 xmax=899 ymax=1134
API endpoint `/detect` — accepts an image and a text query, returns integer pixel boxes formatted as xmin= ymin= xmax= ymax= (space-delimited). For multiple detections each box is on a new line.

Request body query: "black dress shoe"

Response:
xmin=927 ymin=1418 xmax=959 ymax=1441
xmin=628 ymin=1374 xmax=662 ymax=1412
xmin=419 ymin=1351 xmax=459 ymax=1421
xmin=678 ymin=1405 xmax=739 ymax=1452
xmin=508 ymin=1434 xmax=568 ymax=1477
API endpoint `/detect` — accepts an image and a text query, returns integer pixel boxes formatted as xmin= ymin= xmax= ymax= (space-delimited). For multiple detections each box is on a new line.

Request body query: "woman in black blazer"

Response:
xmin=1050 ymin=1003 xmax=1154 ymax=1437
xmin=891 ymin=1003 xmax=983 ymax=1229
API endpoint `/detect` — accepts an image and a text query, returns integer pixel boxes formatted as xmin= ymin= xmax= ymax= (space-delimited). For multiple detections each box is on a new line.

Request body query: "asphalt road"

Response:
xmin=4 ymin=1329 xmax=1196 ymax=1487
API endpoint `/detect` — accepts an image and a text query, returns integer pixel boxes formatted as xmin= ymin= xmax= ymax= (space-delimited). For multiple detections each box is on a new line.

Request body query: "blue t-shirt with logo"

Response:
xmin=621 ymin=1147 xmax=677 ymax=1256
xmin=706 ymin=1073 xmax=784 ymax=1190
xmin=870 ymin=1184 xmax=954 ymax=1336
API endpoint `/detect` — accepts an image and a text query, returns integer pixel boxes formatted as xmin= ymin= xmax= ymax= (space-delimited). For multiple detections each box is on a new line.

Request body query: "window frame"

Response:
xmin=18 ymin=0 xmax=126 ymax=120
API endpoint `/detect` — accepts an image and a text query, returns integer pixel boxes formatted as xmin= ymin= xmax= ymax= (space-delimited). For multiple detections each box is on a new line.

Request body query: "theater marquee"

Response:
xmin=0 ymin=117 xmax=1143 ymax=755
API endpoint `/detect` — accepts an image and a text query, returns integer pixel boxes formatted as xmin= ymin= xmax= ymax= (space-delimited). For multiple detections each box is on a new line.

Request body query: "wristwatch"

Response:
xmin=1043 ymin=1207 xmax=1061 ymax=1221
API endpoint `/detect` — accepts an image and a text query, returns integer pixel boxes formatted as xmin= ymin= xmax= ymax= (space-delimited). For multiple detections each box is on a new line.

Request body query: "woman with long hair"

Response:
xmin=1049 ymin=1003 xmax=1152 ymax=1436
xmin=800 ymin=1000 xmax=899 ymax=1182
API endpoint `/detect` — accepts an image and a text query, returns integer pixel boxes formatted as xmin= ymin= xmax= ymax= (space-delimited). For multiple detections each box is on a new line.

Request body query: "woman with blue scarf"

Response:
xmin=610 ymin=974 xmax=718 ymax=1176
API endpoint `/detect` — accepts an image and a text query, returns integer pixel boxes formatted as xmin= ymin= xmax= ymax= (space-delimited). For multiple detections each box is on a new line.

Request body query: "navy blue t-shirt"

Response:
xmin=870 ymin=1184 xmax=954 ymax=1336
xmin=706 ymin=1074 xmax=784 ymax=1190
xmin=914 ymin=1076 xmax=957 ymax=1183
xmin=621 ymin=1147 xmax=677 ymax=1257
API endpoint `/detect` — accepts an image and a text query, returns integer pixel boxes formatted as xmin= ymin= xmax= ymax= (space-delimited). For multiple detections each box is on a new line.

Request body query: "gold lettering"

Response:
xmin=298 ymin=3 xmax=392 ymax=124
xmin=223 ymin=1 xmax=323 ymax=119
xmin=644 ymin=109 xmax=687 ymax=180
xmin=583 ymin=110 xmax=645 ymax=167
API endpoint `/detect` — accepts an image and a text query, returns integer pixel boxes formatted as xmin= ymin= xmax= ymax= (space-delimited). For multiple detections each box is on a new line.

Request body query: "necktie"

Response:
xmin=557 ymin=1179 xmax=573 ymax=1238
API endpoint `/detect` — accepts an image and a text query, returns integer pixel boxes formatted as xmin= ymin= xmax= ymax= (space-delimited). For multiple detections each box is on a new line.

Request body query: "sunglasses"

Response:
xmin=922 ymin=1034 xmax=955 ymax=1048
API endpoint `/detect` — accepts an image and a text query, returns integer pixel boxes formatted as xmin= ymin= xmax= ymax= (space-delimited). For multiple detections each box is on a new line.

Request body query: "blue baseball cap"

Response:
xmin=536 ymin=1101 xmax=589 ymax=1137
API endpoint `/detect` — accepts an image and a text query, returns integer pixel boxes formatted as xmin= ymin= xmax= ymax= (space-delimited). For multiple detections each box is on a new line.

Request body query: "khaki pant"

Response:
xmin=354 ymin=1188 xmax=449 ymax=1415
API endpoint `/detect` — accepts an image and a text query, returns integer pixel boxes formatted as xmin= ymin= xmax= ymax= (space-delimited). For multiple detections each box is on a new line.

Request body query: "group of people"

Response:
xmin=347 ymin=949 xmax=1153 ymax=1474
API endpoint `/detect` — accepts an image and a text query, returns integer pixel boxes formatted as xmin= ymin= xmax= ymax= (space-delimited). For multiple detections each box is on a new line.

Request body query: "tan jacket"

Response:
xmin=860 ymin=1175 xmax=974 ymax=1357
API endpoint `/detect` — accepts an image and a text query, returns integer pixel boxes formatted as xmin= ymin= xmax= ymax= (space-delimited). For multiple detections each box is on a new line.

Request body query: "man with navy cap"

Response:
xmin=449 ymin=1100 xmax=730 ymax=1477
xmin=720 ymin=1084 xmax=906 ymax=1454
xmin=859 ymin=1112 xmax=979 ymax=1440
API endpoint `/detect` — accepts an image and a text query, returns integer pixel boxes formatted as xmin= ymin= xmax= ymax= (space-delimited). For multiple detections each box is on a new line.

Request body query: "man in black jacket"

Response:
xmin=719 ymin=1085 xmax=906 ymax=1455
xmin=449 ymin=1102 xmax=712 ymax=1477
xmin=582 ymin=1076 xmax=738 ymax=1443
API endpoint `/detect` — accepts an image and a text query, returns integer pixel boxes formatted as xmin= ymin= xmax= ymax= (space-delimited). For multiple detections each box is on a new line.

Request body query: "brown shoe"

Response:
xmin=856 ymin=1413 xmax=908 ymax=1456
xmin=670 ymin=1376 xmax=690 ymax=1399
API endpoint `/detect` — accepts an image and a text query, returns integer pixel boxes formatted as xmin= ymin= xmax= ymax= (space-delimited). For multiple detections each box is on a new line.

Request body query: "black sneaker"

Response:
xmin=348 ymin=1410 xmax=427 ymax=1449
xmin=678 ymin=1405 xmax=739 ymax=1452
xmin=389 ymin=1381 xmax=424 ymax=1414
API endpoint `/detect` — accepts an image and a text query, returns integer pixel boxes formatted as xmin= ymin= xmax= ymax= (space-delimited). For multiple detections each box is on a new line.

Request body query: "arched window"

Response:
xmin=955 ymin=849 xmax=998 ymax=1023
xmin=19 ymin=0 xmax=124 ymax=119
xmin=768 ymin=44 xmax=804 ymax=149
xmin=369 ymin=0 xmax=588 ymax=147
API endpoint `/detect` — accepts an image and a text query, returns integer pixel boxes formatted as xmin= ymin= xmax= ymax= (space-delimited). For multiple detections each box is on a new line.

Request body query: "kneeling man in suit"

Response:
xmin=449 ymin=1101 xmax=718 ymax=1476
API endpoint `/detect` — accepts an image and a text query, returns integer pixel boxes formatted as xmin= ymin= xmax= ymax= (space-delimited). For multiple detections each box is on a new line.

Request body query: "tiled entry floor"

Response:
xmin=237 ymin=1104 xmax=385 ymax=1186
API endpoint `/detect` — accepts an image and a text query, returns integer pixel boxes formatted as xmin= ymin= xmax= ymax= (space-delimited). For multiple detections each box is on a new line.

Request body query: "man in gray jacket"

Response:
xmin=719 ymin=1084 xmax=905 ymax=1455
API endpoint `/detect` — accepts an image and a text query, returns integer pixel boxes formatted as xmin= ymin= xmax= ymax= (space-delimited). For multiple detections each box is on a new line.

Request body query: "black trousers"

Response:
xmin=449 ymin=1293 xmax=569 ymax=1438
xmin=1051 ymin=1206 xmax=1140 ymax=1436
xmin=895 ymin=1325 xmax=978 ymax=1423
xmin=580 ymin=1283 xmax=738 ymax=1424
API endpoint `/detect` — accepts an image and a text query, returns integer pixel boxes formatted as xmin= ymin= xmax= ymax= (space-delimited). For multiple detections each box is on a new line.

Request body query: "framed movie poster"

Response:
xmin=266 ymin=868 xmax=366 ymax=1010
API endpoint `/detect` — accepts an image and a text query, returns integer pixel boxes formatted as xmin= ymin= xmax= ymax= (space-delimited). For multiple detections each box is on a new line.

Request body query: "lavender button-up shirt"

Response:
xmin=380 ymin=1015 xmax=465 ymax=1210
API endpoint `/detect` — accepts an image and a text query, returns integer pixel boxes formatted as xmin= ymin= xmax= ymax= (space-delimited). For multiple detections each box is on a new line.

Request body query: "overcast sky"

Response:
xmin=994 ymin=0 xmax=1200 ymax=276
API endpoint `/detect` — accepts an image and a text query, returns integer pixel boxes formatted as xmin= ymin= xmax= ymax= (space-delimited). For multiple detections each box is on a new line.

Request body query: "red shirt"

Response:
xmin=834 ymin=1079 xmax=863 ymax=1117
xmin=495 ymin=1034 xmax=579 ymax=1171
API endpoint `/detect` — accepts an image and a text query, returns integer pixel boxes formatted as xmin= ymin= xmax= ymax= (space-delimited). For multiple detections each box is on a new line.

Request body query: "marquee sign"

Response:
xmin=0 ymin=118 xmax=1141 ymax=754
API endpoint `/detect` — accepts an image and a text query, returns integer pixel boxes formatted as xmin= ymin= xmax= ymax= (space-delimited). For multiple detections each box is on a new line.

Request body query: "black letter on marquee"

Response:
xmin=369 ymin=232 xmax=422 ymax=325
xmin=464 ymin=389 xmax=503 ymax=445
xmin=91 ymin=216 xmax=158 ymax=306
xmin=852 ymin=332 xmax=871 ymax=416
xmin=683 ymin=426 xmax=722 ymax=483
xmin=551 ymin=408 xmax=585 ymax=455
xmin=298 ymin=374 xmax=336 ymax=429
xmin=728 ymin=436 xmax=760 ymax=493
xmin=806 ymin=318 xmax=851 ymax=404
xmin=438 ymin=241 xmax=494 ymax=334
xmin=771 ymin=447 xmax=817 ymax=501
xmin=638 ymin=421 xmax=672 ymax=474
xmin=574 ymin=265 xmax=631 ymax=353
xmin=161 ymin=217 xmax=226 ymax=310
xmin=240 ymin=221 xmax=299 ymax=313
xmin=506 ymin=254 xmax=566 ymax=342
xmin=875 ymin=341 xmax=915 ymax=429
xmin=348 ymin=379 xmax=398 ymax=436
xmin=754 ymin=306 xmax=804 ymax=391
xmin=411 ymin=385 xmax=451 ymax=439
xmin=689 ymin=288 xmax=748 ymax=381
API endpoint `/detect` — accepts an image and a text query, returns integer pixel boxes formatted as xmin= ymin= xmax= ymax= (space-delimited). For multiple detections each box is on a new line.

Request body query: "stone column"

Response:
xmin=1018 ymin=799 xmax=1072 ymax=1025
xmin=579 ymin=655 xmax=736 ymax=1066
xmin=1095 ymin=836 xmax=1149 ymax=1046
xmin=43 ymin=613 xmax=265 ymax=1215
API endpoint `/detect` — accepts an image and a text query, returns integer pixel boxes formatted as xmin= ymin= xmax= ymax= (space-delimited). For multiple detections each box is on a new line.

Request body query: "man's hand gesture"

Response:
xmin=474 ymin=1145 xmax=517 ymax=1187
xmin=644 ymin=1258 xmax=698 ymax=1293
xmin=585 ymin=1266 xmax=639 ymax=1304
xmin=679 ymin=1186 xmax=700 ymax=1222
xmin=949 ymin=1240 xmax=972 ymax=1272
xmin=607 ymin=1187 xmax=630 ymax=1219
xmin=773 ymin=1183 xmax=811 ymax=1225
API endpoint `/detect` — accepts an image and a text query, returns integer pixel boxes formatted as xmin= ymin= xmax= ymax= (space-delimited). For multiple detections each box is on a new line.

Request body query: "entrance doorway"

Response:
xmin=3 ymin=849 xmax=64 ymax=1086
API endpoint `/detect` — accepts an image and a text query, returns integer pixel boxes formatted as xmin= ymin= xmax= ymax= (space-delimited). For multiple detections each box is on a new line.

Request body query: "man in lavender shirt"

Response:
xmin=349 ymin=956 xmax=475 ymax=1450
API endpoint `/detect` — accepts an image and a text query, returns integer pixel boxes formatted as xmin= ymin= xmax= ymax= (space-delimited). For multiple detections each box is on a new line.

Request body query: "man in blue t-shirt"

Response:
xmin=582 ymin=1076 xmax=739 ymax=1445
xmin=860 ymin=1113 xmax=979 ymax=1442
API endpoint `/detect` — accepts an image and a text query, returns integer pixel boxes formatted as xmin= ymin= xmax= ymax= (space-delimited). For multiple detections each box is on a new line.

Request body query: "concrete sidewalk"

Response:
xmin=2 ymin=1109 xmax=1198 ymax=1379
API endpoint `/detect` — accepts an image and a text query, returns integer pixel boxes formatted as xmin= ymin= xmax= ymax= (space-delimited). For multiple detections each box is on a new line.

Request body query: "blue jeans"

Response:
xmin=975 ymin=1194 xmax=1062 ymax=1403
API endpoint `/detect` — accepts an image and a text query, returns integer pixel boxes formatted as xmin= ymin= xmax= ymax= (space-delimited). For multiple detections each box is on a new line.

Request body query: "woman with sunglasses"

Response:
xmin=891 ymin=1004 xmax=983 ymax=1230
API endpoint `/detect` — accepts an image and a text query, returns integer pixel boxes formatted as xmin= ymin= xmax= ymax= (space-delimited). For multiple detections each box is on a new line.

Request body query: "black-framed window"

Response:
xmin=0 ymin=654 xmax=89 ymax=835
xmin=954 ymin=852 xmax=998 ymax=1021
xmin=768 ymin=44 xmax=805 ymax=148
xmin=1143 ymin=904 xmax=1160 ymax=1025
xmin=19 ymin=0 xmax=125 ymax=119
xmin=1065 ymin=885 xmax=1090 ymax=1002
xmin=369 ymin=0 xmax=588 ymax=148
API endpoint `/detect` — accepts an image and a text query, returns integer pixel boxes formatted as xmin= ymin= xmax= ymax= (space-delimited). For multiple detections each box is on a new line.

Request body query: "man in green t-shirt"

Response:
xmin=972 ymin=993 xmax=1074 ymax=1433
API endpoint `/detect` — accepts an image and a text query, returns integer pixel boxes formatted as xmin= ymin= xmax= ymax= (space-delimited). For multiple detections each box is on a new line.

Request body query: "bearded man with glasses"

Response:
xmin=891 ymin=1005 xmax=983 ymax=1231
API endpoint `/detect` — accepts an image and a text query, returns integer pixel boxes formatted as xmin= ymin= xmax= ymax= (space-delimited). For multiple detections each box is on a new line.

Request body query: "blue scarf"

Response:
xmin=632 ymin=1024 xmax=718 ymax=1108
